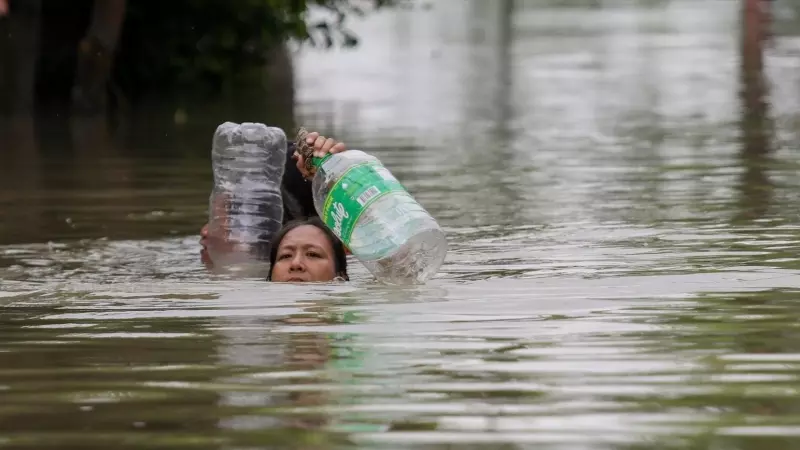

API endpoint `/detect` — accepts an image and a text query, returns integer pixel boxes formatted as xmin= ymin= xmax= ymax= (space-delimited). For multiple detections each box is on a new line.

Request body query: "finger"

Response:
xmin=320 ymin=137 xmax=337 ymax=154
xmin=330 ymin=142 xmax=347 ymax=154
xmin=313 ymin=135 xmax=327 ymax=155
xmin=305 ymin=132 xmax=320 ymax=144
xmin=292 ymin=151 xmax=299 ymax=160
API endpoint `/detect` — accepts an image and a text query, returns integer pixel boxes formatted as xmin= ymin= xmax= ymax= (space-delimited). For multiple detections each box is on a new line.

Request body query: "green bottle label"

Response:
xmin=321 ymin=160 xmax=409 ymax=245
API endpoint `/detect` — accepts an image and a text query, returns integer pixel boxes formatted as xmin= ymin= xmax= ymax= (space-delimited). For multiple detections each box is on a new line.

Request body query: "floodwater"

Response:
xmin=3 ymin=0 xmax=800 ymax=448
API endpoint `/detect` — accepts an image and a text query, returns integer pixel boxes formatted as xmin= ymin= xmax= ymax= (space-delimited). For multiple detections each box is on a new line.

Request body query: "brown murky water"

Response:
xmin=3 ymin=1 xmax=800 ymax=448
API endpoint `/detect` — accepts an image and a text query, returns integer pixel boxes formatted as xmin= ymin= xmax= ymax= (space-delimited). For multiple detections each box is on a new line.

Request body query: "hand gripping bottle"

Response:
xmin=295 ymin=128 xmax=447 ymax=284
xmin=207 ymin=122 xmax=286 ymax=273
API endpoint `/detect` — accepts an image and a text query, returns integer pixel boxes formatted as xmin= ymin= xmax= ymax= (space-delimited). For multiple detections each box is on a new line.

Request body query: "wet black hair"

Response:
xmin=267 ymin=217 xmax=349 ymax=281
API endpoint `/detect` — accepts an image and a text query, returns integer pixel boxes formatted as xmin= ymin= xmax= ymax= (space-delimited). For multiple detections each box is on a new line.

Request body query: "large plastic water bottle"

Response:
xmin=207 ymin=122 xmax=286 ymax=271
xmin=295 ymin=129 xmax=448 ymax=284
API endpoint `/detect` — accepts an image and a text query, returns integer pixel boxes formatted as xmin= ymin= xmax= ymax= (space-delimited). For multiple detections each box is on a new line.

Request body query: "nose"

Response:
xmin=289 ymin=253 xmax=306 ymax=272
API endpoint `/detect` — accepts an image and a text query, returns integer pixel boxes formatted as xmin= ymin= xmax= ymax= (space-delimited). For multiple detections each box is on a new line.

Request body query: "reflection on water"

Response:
xmin=3 ymin=0 xmax=800 ymax=448
xmin=737 ymin=0 xmax=774 ymax=223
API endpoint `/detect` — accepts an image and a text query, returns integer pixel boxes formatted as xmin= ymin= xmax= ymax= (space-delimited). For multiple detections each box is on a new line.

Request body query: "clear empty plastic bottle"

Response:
xmin=207 ymin=122 xmax=286 ymax=272
xmin=298 ymin=133 xmax=448 ymax=284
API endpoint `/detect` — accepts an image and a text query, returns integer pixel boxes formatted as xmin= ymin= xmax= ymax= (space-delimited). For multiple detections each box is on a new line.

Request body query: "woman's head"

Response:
xmin=268 ymin=217 xmax=348 ymax=282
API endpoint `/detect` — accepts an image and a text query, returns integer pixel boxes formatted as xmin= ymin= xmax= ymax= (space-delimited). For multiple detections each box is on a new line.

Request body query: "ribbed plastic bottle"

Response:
xmin=295 ymin=129 xmax=447 ymax=284
xmin=207 ymin=122 xmax=286 ymax=272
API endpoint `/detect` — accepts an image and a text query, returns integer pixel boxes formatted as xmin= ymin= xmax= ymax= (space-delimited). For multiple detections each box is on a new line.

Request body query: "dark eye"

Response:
xmin=307 ymin=251 xmax=322 ymax=258
xmin=278 ymin=253 xmax=292 ymax=261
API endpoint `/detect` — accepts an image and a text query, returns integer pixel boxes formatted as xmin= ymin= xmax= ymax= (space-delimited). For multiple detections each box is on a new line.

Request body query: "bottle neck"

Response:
xmin=311 ymin=153 xmax=333 ymax=168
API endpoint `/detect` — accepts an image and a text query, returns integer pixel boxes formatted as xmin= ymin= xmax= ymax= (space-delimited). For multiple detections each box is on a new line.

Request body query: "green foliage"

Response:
xmin=115 ymin=0 xmax=401 ymax=97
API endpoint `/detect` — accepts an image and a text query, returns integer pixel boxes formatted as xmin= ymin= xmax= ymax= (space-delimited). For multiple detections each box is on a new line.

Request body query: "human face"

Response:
xmin=271 ymin=225 xmax=337 ymax=282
